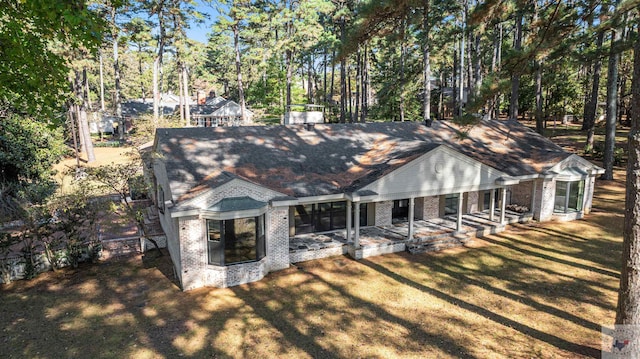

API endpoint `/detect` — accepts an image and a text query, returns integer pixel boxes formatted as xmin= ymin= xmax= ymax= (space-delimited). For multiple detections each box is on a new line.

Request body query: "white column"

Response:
xmin=500 ymin=187 xmax=507 ymax=224
xmin=408 ymin=197 xmax=415 ymax=240
xmin=489 ymin=189 xmax=496 ymax=221
xmin=354 ymin=202 xmax=361 ymax=249
xmin=531 ymin=181 xmax=537 ymax=214
xmin=346 ymin=200 xmax=352 ymax=243
xmin=456 ymin=192 xmax=464 ymax=232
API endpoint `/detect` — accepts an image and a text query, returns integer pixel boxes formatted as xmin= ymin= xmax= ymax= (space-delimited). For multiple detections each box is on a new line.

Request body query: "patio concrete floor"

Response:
xmin=289 ymin=209 xmax=533 ymax=254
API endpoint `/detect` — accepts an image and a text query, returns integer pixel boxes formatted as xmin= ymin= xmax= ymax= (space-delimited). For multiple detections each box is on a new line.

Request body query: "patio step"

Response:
xmin=406 ymin=234 xmax=471 ymax=254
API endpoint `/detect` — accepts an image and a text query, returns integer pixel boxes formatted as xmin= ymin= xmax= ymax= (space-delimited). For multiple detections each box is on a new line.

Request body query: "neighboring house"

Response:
xmin=152 ymin=120 xmax=604 ymax=291
xmin=190 ymin=98 xmax=254 ymax=127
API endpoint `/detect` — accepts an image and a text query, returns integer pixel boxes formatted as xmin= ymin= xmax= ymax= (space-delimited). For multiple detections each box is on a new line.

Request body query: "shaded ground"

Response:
xmin=0 ymin=167 xmax=624 ymax=358
xmin=0 ymin=122 xmax=626 ymax=358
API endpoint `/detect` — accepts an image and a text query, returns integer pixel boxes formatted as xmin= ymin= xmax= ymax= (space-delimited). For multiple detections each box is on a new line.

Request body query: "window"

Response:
xmin=444 ymin=194 xmax=459 ymax=215
xmin=207 ymin=215 xmax=266 ymax=266
xmin=482 ymin=190 xmax=500 ymax=211
xmin=392 ymin=199 xmax=409 ymax=220
xmin=554 ymin=180 xmax=584 ymax=213
xmin=293 ymin=202 xmax=347 ymax=234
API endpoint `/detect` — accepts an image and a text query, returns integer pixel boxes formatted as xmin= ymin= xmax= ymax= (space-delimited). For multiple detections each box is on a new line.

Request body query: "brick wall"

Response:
xmin=534 ymin=179 xmax=555 ymax=222
xmin=267 ymin=207 xmax=290 ymax=271
xmin=290 ymin=246 xmax=346 ymax=263
xmin=423 ymin=196 xmax=439 ymax=219
xmin=583 ymin=175 xmax=595 ymax=214
xmin=466 ymin=191 xmax=479 ymax=213
xmin=414 ymin=197 xmax=425 ymax=219
xmin=175 ymin=181 xmax=292 ymax=290
xmin=375 ymin=201 xmax=393 ymax=226
xmin=204 ymin=258 xmax=268 ymax=288
xmin=510 ymin=181 xmax=534 ymax=208
xmin=178 ymin=217 xmax=206 ymax=291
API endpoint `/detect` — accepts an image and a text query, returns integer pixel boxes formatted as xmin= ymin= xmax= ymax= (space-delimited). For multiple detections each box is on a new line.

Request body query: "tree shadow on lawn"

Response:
xmin=416 ymin=248 xmax=613 ymax=320
xmin=480 ymin=234 xmax=619 ymax=280
xmin=231 ymin=264 xmax=478 ymax=358
xmin=493 ymin=224 xmax=622 ymax=274
xmin=359 ymin=258 xmax=601 ymax=358
xmin=0 ymin=256 xmax=231 ymax=359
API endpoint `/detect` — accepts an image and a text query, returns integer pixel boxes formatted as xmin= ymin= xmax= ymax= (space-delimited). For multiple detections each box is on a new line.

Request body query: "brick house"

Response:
xmin=152 ymin=120 xmax=603 ymax=291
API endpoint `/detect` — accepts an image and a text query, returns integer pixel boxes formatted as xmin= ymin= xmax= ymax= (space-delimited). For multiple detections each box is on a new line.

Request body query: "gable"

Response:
xmin=171 ymin=178 xmax=286 ymax=216
xmin=546 ymin=154 xmax=604 ymax=176
xmin=212 ymin=102 xmax=254 ymax=117
xmin=359 ymin=145 xmax=508 ymax=200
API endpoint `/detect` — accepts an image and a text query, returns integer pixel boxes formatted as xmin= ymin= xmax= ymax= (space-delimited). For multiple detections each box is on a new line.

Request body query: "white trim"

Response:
xmin=547 ymin=154 xmax=604 ymax=176
xmin=200 ymin=207 xmax=267 ymax=221
xmin=175 ymin=178 xmax=286 ymax=212
xmin=295 ymin=193 xmax=346 ymax=204
xmin=360 ymin=145 xmax=509 ymax=199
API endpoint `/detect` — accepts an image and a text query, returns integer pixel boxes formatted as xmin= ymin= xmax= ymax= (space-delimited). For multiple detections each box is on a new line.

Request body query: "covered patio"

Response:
xmin=289 ymin=209 xmax=533 ymax=263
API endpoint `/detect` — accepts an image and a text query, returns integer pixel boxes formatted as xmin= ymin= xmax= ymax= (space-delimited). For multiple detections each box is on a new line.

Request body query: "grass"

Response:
xmin=53 ymin=146 xmax=137 ymax=194
xmin=0 ymin=122 xmax=627 ymax=358
xmin=0 ymin=171 xmax=625 ymax=358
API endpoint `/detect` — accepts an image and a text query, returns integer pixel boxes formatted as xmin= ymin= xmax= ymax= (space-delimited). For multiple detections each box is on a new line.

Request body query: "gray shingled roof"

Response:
xmin=155 ymin=120 xmax=571 ymax=203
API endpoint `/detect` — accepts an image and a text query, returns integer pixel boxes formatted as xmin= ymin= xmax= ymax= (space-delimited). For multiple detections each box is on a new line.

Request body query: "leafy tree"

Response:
xmin=0 ymin=0 xmax=105 ymax=116
xmin=0 ymin=114 xmax=66 ymax=184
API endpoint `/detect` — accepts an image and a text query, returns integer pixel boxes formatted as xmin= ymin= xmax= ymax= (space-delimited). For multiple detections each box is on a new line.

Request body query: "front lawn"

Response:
xmin=0 ymin=167 xmax=624 ymax=358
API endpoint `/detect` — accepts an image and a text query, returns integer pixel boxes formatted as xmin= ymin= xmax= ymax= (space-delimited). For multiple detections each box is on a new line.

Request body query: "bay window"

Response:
xmin=207 ymin=215 xmax=266 ymax=266
xmin=554 ymin=180 xmax=584 ymax=213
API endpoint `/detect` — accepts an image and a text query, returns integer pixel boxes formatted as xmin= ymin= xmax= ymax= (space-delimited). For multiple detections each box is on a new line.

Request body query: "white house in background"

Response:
xmin=151 ymin=120 xmax=604 ymax=291
xmin=190 ymin=98 xmax=254 ymax=127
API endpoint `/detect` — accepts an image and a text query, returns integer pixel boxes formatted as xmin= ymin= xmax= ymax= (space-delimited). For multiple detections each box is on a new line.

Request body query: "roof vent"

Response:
xmin=424 ymin=118 xmax=433 ymax=127
xmin=305 ymin=122 xmax=315 ymax=131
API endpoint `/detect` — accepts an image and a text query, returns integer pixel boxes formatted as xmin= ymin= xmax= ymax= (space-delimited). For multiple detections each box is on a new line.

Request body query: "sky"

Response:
xmin=185 ymin=0 xmax=221 ymax=44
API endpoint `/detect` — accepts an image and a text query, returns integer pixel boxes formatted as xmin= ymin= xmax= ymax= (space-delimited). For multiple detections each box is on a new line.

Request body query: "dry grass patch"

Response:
xmin=1 ymin=171 xmax=623 ymax=358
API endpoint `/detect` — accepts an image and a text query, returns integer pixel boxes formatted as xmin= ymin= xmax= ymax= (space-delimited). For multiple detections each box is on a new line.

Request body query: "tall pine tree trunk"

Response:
xmin=233 ymin=22 xmax=246 ymax=123
xmin=183 ymin=64 xmax=190 ymax=125
xmin=603 ymin=24 xmax=622 ymax=180
xmin=360 ymin=43 xmax=369 ymax=123
xmin=535 ymin=61 xmax=544 ymax=135
xmin=355 ymin=47 xmax=361 ymax=123
xmin=493 ymin=23 xmax=503 ymax=119
xmin=584 ymin=30 xmax=605 ymax=151
xmin=399 ymin=17 xmax=406 ymax=122
xmin=112 ymin=7 xmax=123 ymax=140
xmin=616 ymin=16 xmax=640 ymax=325
xmin=509 ymin=10 xmax=523 ymax=120
xmin=178 ymin=64 xmax=185 ymax=123
xmin=75 ymin=71 xmax=95 ymax=163
xmin=99 ymin=51 xmax=105 ymax=111
xmin=422 ymin=1 xmax=431 ymax=122
xmin=339 ymin=16 xmax=346 ymax=123
xmin=453 ymin=44 xmax=458 ymax=118
xmin=153 ymin=6 xmax=166 ymax=127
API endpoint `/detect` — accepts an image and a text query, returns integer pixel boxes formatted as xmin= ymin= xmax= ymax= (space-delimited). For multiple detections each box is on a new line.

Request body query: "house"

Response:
xmin=152 ymin=120 xmax=604 ymax=291
xmin=189 ymin=98 xmax=254 ymax=127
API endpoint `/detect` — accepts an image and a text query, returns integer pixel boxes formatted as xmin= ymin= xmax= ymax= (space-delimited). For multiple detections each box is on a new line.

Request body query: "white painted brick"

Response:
xmin=466 ymin=191 xmax=479 ymax=213
xmin=375 ymin=201 xmax=393 ymax=226
xmin=423 ymin=196 xmax=439 ymax=219
xmin=267 ymin=207 xmax=290 ymax=271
